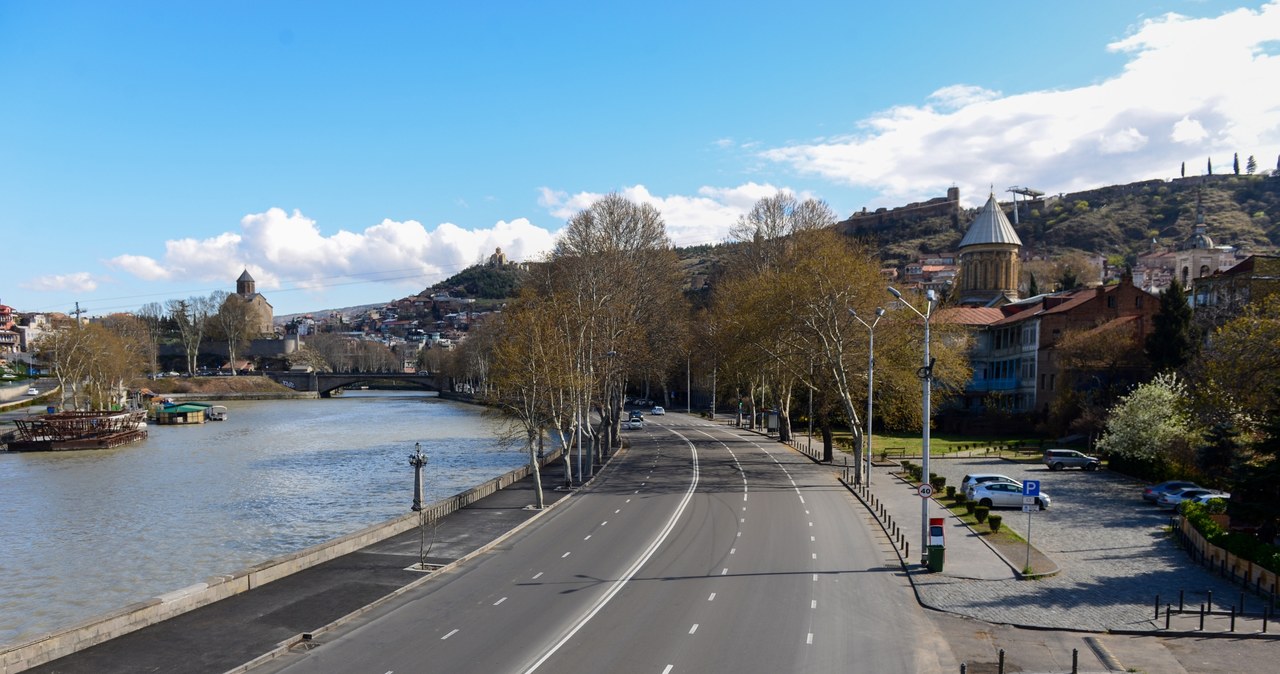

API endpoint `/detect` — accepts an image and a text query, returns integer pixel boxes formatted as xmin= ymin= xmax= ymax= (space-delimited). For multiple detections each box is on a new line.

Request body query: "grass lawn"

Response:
xmin=810 ymin=429 xmax=1052 ymax=461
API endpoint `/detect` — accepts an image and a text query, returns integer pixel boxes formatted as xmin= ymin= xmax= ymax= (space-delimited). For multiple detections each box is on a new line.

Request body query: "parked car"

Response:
xmin=651 ymin=406 xmax=665 ymax=416
xmin=960 ymin=473 xmax=1018 ymax=498
xmin=970 ymin=481 xmax=1050 ymax=510
xmin=1157 ymin=487 xmax=1222 ymax=510
xmin=1189 ymin=492 xmax=1230 ymax=505
xmin=1043 ymin=448 xmax=1101 ymax=471
xmin=1142 ymin=480 xmax=1201 ymax=502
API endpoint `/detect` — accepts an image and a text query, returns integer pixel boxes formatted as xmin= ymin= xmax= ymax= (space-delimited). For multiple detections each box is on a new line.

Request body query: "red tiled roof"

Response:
xmin=935 ymin=307 xmax=1004 ymax=326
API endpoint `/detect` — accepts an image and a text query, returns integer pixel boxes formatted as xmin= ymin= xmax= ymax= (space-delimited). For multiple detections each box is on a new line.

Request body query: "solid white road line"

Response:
xmin=532 ymin=572 xmax=543 ymax=579
xmin=689 ymin=624 xmax=699 ymax=634
xmin=495 ymin=597 xmax=507 ymax=606
xmin=442 ymin=629 xmax=459 ymax=640
xmin=521 ymin=428 xmax=702 ymax=674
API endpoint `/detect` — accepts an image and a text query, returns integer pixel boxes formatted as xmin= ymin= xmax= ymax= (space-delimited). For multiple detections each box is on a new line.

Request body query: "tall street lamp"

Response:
xmin=888 ymin=286 xmax=937 ymax=567
xmin=849 ymin=307 xmax=885 ymax=488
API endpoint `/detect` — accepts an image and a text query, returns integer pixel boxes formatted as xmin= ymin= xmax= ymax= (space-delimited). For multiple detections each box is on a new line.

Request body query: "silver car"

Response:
xmin=970 ymin=481 xmax=1050 ymax=510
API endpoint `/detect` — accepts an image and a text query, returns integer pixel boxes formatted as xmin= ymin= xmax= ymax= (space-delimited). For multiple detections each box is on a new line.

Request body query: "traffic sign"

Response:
xmin=917 ymin=484 xmax=934 ymax=498
xmin=1022 ymin=504 xmax=1037 ymax=512
xmin=1022 ymin=480 xmax=1041 ymax=497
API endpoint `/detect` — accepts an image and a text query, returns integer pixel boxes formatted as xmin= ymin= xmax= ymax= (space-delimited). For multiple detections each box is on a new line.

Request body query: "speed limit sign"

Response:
xmin=917 ymin=484 xmax=934 ymax=498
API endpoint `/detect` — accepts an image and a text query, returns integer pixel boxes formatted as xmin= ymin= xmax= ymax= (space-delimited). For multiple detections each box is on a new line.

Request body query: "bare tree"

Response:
xmin=209 ymin=291 xmax=256 ymax=375
xmin=166 ymin=295 xmax=216 ymax=374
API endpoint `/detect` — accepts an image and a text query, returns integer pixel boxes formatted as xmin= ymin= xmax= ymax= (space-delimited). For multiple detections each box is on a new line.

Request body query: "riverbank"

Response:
xmin=3 ymin=449 xmax=568 ymax=673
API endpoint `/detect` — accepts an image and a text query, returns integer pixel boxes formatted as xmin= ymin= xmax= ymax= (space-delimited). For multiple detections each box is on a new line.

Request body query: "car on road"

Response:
xmin=1141 ymin=480 xmax=1201 ymax=502
xmin=26 ymin=388 xmax=39 ymax=395
xmin=1043 ymin=448 xmax=1101 ymax=471
xmin=624 ymin=418 xmax=643 ymax=430
xmin=650 ymin=406 xmax=665 ymax=416
xmin=970 ymin=481 xmax=1050 ymax=509
xmin=628 ymin=410 xmax=643 ymax=422
xmin=1157 ymin=487 xmax=1223 ymax=510
xmin=960 ymin=473 xmax=1018 ymax=498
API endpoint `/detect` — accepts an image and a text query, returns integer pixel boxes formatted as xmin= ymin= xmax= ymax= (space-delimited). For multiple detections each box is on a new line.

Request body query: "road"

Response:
xmin=260 ymin=414 xmax=951 ymax=673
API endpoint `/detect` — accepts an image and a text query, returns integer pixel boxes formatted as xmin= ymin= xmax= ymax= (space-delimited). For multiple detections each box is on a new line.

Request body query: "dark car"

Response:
xmin=1043 ymin=448 xmax=1101 ymax=471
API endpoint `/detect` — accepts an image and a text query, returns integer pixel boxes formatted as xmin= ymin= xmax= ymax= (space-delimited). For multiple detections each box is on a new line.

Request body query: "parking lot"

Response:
xmin=906 ymin=456 xmax=1249 ymax=631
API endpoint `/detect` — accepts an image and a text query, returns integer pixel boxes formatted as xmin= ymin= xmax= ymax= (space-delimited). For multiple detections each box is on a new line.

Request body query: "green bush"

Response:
xmin=965 ymin=501 xmax=975 ymax=514
xmin=974 ymin=506 xmax=989 ymax=523
xmin=1182 ymin=502 xmax=1280 ymax=574
xmin=931 ymin=475 xmax=947 ymax=491
xmin=988 ymin=515 xmax=1003 ymax=532
xmin=945 ymin=486 xmax=956 ymax=499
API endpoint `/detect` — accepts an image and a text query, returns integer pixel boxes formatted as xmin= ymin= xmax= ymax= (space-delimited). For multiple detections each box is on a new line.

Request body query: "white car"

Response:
xmin=26 ymin=388 xmax=39 ymax=396
xmin=624 ymin=418 xmax=643 ymax=430
xmin=961 ymin=473 xmax=1018 ymax=499
xmin=1157 ymin=487 xmax=1223 ymax=510
xmin=650 ymin=406 xmax=665 ymax=416
xmin=970 ymin=481 xmax=1050 ymax=510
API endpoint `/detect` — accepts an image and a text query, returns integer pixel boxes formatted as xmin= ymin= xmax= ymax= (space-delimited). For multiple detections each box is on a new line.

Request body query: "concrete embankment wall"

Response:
xmin=1 ymin=449 xmax=562 ymax=674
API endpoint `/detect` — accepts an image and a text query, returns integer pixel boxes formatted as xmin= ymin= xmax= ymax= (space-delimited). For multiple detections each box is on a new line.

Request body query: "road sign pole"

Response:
xmin=1025 ymin=511 xmax=1032 ymax=573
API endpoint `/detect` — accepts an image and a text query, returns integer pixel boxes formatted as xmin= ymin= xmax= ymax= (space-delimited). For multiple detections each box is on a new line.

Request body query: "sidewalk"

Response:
xmin=15 ymin=469 xmax=574 ymax=674
xmin=859 ymin=463 xmax=1017 ymax=582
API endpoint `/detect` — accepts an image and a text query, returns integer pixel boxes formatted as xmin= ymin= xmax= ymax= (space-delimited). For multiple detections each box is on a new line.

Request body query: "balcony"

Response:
xmin=966 ymin=377 xmax=1020 ymax=392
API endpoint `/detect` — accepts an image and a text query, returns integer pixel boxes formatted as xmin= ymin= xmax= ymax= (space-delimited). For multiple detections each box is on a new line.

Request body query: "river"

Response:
xmin=0 ymin=391 xmax=528 ymax=647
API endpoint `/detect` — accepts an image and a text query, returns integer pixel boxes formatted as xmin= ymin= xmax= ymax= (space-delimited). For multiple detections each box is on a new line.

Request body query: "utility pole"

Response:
xmin=71 ymin=302 xmax=85 ymax=329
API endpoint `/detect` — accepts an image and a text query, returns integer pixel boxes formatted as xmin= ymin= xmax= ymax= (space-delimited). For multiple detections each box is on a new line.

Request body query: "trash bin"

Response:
xmin=927 ymin=545 xmax=945 ymax=572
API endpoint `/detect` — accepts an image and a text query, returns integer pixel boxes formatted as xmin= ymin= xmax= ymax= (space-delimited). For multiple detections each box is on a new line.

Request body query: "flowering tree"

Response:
xmin=1097 ymin=372 xmax=1201 ymax=468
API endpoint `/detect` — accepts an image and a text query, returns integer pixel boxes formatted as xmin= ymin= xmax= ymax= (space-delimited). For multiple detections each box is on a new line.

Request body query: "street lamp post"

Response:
xmin=849 ymin=307 xmax=885 ymax=488
xmin=888 ymin=286 xmax=937 ymax=567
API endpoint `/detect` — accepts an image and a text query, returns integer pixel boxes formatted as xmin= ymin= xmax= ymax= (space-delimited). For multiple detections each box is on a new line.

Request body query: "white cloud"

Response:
xmin=108 ymin=208 xmax=560 ymax=300
xmin=1171 ymin=115 xmax=1209 ymax=143
xmin=761 ymin=2 xmax=1280 ymax=206
xmin=537 ymin=181 xmax=811 ymax=247
xmin=23 ymin=272 xmax=99 ymax=293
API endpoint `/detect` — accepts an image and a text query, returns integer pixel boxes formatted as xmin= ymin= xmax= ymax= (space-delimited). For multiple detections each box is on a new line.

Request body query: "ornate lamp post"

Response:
xmin=888 ymin=286 xmax=937 ymax=567
xmin=849 ymin=307 xmax=885 ymax=487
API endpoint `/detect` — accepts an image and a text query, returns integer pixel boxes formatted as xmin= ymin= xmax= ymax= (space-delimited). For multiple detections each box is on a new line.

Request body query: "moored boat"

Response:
xmin=6 ymin=410 xmax=148 ymax=451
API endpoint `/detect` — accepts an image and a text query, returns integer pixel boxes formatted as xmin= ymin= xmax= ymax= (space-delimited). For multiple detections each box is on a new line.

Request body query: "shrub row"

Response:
xmin=1182 ymin=502 xmax=1280 ymax=574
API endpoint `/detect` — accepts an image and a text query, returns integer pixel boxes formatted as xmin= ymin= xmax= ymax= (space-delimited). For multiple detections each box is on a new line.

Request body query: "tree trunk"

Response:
xmin=820 ymin=419 xmax=834 ymax=463
xmin=528 ymin=429 xmax=544 ymax=509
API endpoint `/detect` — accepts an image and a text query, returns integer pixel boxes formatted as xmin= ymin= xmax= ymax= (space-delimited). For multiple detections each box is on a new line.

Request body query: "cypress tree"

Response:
xmin=1234 ymin=152 xmax=1240 ymax=175
xmin=1181 ymin=161 xmax=1185 ymax=178
xmin=1145 ymin=278 xmax=1197 ymax=372
xmin=1207 ymin=157 xmax=1213 ymax=175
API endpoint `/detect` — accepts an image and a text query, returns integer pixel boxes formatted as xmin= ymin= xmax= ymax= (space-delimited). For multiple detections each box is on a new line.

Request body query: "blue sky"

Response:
xmin=2 ymin=0 xmax=1277 ymax=317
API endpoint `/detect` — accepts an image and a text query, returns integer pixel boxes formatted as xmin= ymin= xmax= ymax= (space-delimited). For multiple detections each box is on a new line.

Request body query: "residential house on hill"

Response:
xmin=938 ymin=273 xmax=1159 ymax=418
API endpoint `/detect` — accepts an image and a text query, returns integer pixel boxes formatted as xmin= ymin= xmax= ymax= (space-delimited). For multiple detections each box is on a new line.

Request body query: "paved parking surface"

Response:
xmin=902 ymin=457 xmax=1248 ymax=631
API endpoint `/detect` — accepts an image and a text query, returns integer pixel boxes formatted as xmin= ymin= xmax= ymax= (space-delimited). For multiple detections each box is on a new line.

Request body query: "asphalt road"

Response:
xmin=260 ymin=415 xmax=951 ymax=674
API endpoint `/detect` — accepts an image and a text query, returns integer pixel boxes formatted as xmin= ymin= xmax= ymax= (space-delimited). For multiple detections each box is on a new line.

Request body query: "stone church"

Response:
xmin=233 ymin=270 xmax=275 ymax=336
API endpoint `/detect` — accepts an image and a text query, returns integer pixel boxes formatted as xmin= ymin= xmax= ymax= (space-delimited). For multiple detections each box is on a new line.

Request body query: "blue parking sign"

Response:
xmin=1022 ymin=480 xmax=1041 ymax=497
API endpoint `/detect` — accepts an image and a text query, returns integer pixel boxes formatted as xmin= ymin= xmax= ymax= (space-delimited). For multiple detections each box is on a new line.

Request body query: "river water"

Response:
xmin=0 ymin=391 xmax=527 ymax=647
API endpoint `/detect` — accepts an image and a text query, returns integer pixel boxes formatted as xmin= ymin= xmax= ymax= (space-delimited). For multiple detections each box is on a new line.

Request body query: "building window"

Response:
xmin=1107 ymin=296 xmax=1116 ymax=309
xmin=1136 ymin=296 xmax=1144 ymax=308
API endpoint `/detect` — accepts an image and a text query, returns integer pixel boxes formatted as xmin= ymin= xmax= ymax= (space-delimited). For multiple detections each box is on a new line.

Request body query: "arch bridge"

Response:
xmin=264 ymin=371 xmax=444 ymax=397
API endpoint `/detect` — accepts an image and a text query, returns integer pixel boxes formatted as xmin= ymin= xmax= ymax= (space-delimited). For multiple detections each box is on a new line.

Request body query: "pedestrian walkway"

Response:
xmin=15 ymin=471 xmax=573 ymax=674
xmin=861 ymin=463 xmax=1016 ymax=582
xmin=773 ymin=428 xmax=1276 ymax=636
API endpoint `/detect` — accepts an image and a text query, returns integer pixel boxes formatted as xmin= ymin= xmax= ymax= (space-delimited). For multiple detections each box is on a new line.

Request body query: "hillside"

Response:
xmin=431 ymin=263 xmax=528 ymax=300
xmin=848 ymin=173 xmax=1280 ymax=267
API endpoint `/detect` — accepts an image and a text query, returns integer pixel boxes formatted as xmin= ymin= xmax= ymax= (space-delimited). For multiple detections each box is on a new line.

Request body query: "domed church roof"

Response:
xmin=959 ymin=193 xmax=1023 ymax=248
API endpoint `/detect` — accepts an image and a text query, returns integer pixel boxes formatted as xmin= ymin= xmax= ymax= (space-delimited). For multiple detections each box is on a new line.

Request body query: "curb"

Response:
xmin=221 ymin=451 xmax=623 ymax=674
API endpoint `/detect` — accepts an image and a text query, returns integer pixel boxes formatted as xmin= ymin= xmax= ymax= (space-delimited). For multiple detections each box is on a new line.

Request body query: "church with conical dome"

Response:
xmin=956 ymin=192 xmax=1023 ymax=306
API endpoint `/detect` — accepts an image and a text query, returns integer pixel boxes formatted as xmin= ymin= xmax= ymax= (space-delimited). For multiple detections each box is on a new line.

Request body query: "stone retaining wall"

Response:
xmin=1 ymin=449 xmax=562 ymax=674
xmin=1178 ymin=517 xmax=1280 ymax=598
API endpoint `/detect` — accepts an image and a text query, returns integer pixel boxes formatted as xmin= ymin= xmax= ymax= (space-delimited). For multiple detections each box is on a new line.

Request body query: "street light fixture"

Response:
xmin=887 ymin=286 xmax=938 ymax=567
xmin=849 ymin=307 xmax=885 ymax=488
